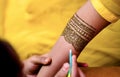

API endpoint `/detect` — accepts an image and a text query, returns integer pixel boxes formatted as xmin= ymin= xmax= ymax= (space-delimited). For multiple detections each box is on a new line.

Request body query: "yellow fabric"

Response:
xmin=91 ymin=0 xmax=120 ymax=22
xmin=101 ymin=0 xmax=120 ymax=16
xmin=1 ymin=0 xmax=120 ymax=66
xmin=0 ymin=0 xmax=86 ymax=60
xmin=0 ymin=0 xmax=6 ymax=37
xmin=78 ymin=20 xmax=120 ymax=66
xmin=78 ymin=0 xmax=120 ymax=66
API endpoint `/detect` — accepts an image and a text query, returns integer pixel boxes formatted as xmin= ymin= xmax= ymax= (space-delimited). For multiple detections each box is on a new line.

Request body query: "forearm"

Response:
xmin=37 ymin=0 xmax=110 ymax=77
xmin=81 ymin=67 xmax=120 ymax=77
xmin=37 ymin=37 xmax=74 ymax=77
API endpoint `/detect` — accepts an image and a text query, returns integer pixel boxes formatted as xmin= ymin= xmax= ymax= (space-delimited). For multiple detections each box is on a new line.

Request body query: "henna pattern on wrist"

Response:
xmin=62 ymin=13 xmax=96 ymax=52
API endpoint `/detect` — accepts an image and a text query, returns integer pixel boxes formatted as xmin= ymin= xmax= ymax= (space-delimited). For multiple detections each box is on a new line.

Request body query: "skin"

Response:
xmin=24 ymin=54 xmax=88 ymax=77
xmin=1 ymin=39 xmax=120 ymax=77
xmin=0 ymin=0 xmax=118 ymax=76
xmin=0 ymin=39 xmax=52 ymax=77
xmin=0 ymin=39 xmax=87 ymax=77
xmin=37 ymin=0 xmax=110 ymax=77
xmin=55 ymin=55 xmax=85 ymax=77
xmin=55 ymin=55 xmax=120 ymax=77
xmin=81 ymin=67 xmax=120 ymax=77
xmin=0 ymin=39 xmax=23 ymax=77
xmin=23 ymin=54 xmax=52 ymax=77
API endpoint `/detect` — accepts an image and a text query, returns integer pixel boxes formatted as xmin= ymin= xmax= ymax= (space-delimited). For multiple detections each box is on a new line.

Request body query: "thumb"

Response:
xmin=55 ymin=63 xmax=69 ymax=77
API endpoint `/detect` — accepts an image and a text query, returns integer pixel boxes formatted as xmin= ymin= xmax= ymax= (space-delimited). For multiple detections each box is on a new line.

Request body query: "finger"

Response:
xmin=78 ymin=68 xmax=86 ymax=77
xmin=72 ymin=55 xmax=79 ymax=77
xmin=30 ymin=55 xmax=52 ymax=65
xmin=26 ymin=75 xmax=36 ymax=77
xmin=23 ymin=55 xmax=52 ymax=75
xmin=55 ymin=63 xmax=69 ymax=77
xmin=77 ymin=62 xmax=88 ymax=67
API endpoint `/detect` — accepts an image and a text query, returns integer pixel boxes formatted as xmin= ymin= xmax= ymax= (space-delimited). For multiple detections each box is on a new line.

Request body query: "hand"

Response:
xmin=23 ymin=54 xmax=52 ymax=77
xmin=55 ymin=55 xmax=86 ymax=77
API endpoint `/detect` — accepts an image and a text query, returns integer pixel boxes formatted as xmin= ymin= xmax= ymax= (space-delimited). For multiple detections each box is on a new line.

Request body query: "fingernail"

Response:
xmin=72 ymin=55 xmax=77 ymax=62
xmin=72 ymin=55 xmax=76 ymax=59
xmin=83 ymin=63 xmax=88 ymax=67
xmin=62 ymin=63 xmax=69 ymax=71
xmin=45 ymin=58 xmax=50 ymax=63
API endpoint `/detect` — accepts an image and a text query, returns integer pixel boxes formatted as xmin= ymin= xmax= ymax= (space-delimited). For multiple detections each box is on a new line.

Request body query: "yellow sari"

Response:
xmin=0 ymin=0 xmax=120 ymax=66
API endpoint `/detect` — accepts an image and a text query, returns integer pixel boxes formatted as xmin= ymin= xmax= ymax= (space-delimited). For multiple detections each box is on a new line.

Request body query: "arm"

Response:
xmin=23 ymin=54 xmax=51 ymax=77
xmin=54 ymin=55 xmax=120 ymax=77
xmin=81 ymin=67 xmax=120 ymax=77
xmin=37 ymin=0 xmax=110 ymax=77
